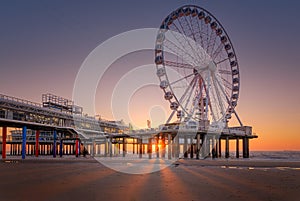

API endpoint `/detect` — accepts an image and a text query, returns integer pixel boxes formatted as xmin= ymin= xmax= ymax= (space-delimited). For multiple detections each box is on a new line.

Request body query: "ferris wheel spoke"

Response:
xmin=174 ymin=18 xmax=203 ymax=63
xmin=183 ymin=77 xmax=198 ymax=118
xmin=201 ymin=71 xmax=214 ymax=121
xmin=164 ymin=38 xmax=198 ymax=65
xmin=170 ymin=22 xmax=192 ymax=50
xmin=164 ymin=60 xmax=194 ymax=69
xmin=169 ymin=73 xmax=194 ymax=86
xmin=189 ymin=15 xmax=200 ymax=42
xmin=203 ymin=21 xmax=210 ymax=54
xmin=192 ymin=18 xmax=204 ymax=48
xmin=216 ymin=58 xmax=229 ymax=65
xmin=176 ymin=76 xmax=197 ymax=111
xmin=167 ymin=30 xmax=211 ymax=69
xmin=214 ymin=74 xmax=232 ymax=105
xmin=211 ymin=43 xmax=224 ymax=60
xmin=189 ymin=17 xmax=213 ymax=63
xmin=206 ymin=29 xmax=214 ymax=53
xmin=177 ymin=16 xmax=192 ymax=40
xmin=212 ymin=74 xmax=226 ymax=116
xmin=187 ymin=15 xmax=203 ymax=56
xmin=191 ymin=88 xmax=202 ymax=117
xmin=207 ymin=32 xmax=218 ymax=56
xmin=218 ymin=69 xmax=232 ymax=75
xmin=184 ymin=15 xmax=197 ymax=42
xmin=196 ymin=18 xmax=205 ymax=48
xmin=220 ymin=77 xmax=232 ymax=90
xmin=169 ymin=15 xmax=211 ymax=66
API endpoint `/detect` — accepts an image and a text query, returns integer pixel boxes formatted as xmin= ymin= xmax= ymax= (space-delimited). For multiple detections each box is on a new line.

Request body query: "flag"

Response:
xmin=147 ymin=120 xmax=151 ymax=128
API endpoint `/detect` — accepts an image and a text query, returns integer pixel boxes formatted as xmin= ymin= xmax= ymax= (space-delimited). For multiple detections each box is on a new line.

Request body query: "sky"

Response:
xmin=0 ymin=0 xmax=300 ymax=151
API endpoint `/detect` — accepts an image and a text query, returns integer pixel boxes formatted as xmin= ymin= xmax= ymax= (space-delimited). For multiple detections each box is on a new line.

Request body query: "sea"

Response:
xmin=229 ymin=151 xmax=300 ymax=161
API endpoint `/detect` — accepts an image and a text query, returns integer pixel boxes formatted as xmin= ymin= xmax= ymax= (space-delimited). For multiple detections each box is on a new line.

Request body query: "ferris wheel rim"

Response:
xmin=155 ymin=5 xmax=240 ymax=122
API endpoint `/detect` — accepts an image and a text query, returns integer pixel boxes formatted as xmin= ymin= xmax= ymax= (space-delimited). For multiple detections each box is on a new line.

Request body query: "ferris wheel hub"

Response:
xmin=208 ymin=61 xmax=217 ymax=72
xmin=194 ymin=61 xmax=216 ymax=75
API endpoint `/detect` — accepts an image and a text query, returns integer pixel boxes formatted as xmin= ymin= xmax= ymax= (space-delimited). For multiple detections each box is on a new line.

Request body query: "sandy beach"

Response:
xmin=0 ymin=157 xmax=299 ymax=201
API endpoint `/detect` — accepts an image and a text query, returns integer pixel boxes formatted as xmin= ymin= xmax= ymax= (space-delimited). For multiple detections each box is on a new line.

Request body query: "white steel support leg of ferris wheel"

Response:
xmin=203 ymin=71 xmax=218 ymax=122
xmin=182 ymin=77 xmax=198 ymax=116
xmin=201 ymin=134 xmax=208 ymax=158
xmin=166 ymin=110 xmax=176 ymax=124
xmin=233 ymin=110 xmax=244 ymax=127
xmin=214 ymin=74 xmax=244 ymax=127
xmin=166 ymin=76 xmax=197 ymax=124
xmin=212 ymin=74 xmax=226 ymax=117
xmin=205 ymin=71 xmax=210 ymax=120
xmin=199 ymin=81 xmax=205 ymax=120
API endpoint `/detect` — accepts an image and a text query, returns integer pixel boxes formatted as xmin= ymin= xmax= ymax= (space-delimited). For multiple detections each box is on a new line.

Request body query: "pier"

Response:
xmin=0 ymin=93 xmax=257 ymax=160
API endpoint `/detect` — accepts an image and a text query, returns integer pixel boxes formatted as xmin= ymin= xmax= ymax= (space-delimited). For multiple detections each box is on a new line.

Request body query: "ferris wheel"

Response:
xmin=155 ymin=5 xmax=240 ymax=125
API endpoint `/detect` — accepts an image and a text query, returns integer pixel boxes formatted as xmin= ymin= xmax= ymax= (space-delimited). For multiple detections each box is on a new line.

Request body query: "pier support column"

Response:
xmin=243 ymin=137 xmax=249 ymax=158
xmin=92 ymin=140 xmax=95 ymax=157
xmin=201 ymin=135 xmax=206 ymax=158
xmin=75 ymin=138 xmax=79 ymax=157
xmin=53 ymin=130 xmax=57 ymax=158
xmin=114 ymin=142 xmax=118 ymax=156
xmin=183 ymin=135 xmax=188 ymax=158
xmin=133 ymin=140 xmax=135 ymax=154
xmin=190 ymin=136 xmax=194 ymax=159
xmin=122 ymin=138 xmax=126 ymax=157
xmin=35 ymin=130 xmax=39 ymax=157
xmin=2 ymin=127 xmax=7 ymax=159
xmin=214 ymin=138 xmax=219 ymax=158
xmin=212 ymin=136 xmax=216 ymax=158
xmin=156 ymin=137 xmax=159 ymax=158
xmin=104 ymin=138 xmax=107 ymax=157
xmin=236 ymin=138 xmax=239 ymax=158
xmin=196 ymin=134 xmax=200 ymax=159
xmin=218 ymin=139 xmax=222 ymax=157
xmin=168 ymin=134 xmax=171 ymax=160
xmin=138 ymin=138 xmax=142 ymax=158
xmin=26 ymin=144 xmax=29 ymax=155
xmin=161 ymin=137 xmax=166 ymax=158
xmin=60 ymin=139 xmax=63 ymax=157
xmin=246 ymin=138 xmax=249 ymax=158
xmin=225 ymin=136 xmax=229 ymax=158
xmin=109 ymin=139 xmax=113 ymax=157
xmin=22 ymin=126 xmax=27 ymax=159
xmin=175 ymin=134 xmax=179 ymax=158
xmin=67 ymin=144 xmax=70 ymax=155
xmin=148 ymin=138 xmax=152 ymax=159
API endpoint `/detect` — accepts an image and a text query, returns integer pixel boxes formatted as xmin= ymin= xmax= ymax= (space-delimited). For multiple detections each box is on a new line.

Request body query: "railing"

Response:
xmin=0 ymin=94 xmax=123 ymax=129
xmin=0 ymin=94 xmax=41 ymax=108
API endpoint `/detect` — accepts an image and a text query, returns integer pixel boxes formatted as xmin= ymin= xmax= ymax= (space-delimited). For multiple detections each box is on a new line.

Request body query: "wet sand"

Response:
xmin=0 ymin=157 xmax=299 ymax=201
